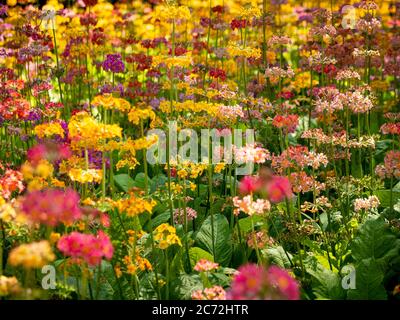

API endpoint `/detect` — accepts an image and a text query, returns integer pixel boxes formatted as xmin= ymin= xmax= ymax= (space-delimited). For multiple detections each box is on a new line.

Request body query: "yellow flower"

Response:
xmin=154 ymin=223 xmax=182 ymax=249
xmin=68 ymin=112 xmax=122 ymax=150
xmin=34 ymin=122 xmax=65 ymax=139
xmin=0 ymin=203 xmax=16 ymax=223
xmin=128 ymin=106 xmax=156 ymax=125
xmin=36 ymin=160 xmax=54 ymax=179
xmin=92 ymin=95 xmax=131 ymax=112
xmin=152 ymin=54 xmax=192 ymax=69
xmin=68 ymin=168 xmax=103 ymax=184
xmin=153 ymin=5 xmax=191 ymax=22
xmin=114 ymin=265 xmax=123 ymax=278
xmin=21 ymin=160 xmax=54 ymax=183
xmin=8 ymin=240 xmax=55 ymax=269
xmin=113 ymin=193 xmax=156 ymax=217
xmin=227 ymin=43 xmax=261 ymax=59
xmin=214 ymin=163 xmax=226 ymax=173
xmin=49 ymin=232 xmax=61 ymax=245
xmin=240 ymin=6 xmax=262 ymax=19
xmin=0 ymin=276 xmax=20 ymax=297
xmin=6 ymin=0 xmax=17 ymax=7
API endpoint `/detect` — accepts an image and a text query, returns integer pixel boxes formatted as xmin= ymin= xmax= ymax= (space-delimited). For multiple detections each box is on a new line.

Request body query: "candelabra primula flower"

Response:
xmin=68 ymin=112 xmax=122 ymax=150
xmin=57 ymin=231 xmax=114 ymax=266
xmin=154 ymin=223 xmax=182 ymax=249
xmin=20 ymin=188 xmax=82 ymax=226
xmin=0 ymin=276 xmax=21 ymax=297
xmin=191 ymin=286 xmax=226 ymax=300
xmin=194 ymin=259 xmax=219 ymax=272
xmin=0 ymin=169 xmax=24 ymax=200
xmin=34 ymin=122 xmax=65 ymax=139
xmin=8 ymin=240 xmax=55 ymax=269
xmin=233 ymin=195 xmax=271 ymax=216
xmin=91 ymin=95 xmax=131 ymax=112
xmin=68 ymin=168 xmax=103 ymax=184
xmin=227 ymin=264 xmax=299 ymax=300
xmin=112 ymin=193 xmax=156 ymax=217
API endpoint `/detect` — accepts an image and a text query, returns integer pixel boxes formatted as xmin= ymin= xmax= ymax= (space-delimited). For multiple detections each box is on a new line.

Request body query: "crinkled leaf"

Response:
xmin=195 ymin=214 xmax=232 ymax=266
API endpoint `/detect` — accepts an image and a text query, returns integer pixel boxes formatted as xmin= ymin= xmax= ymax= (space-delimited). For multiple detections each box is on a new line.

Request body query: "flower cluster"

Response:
xmin=227 ymin=264 xmax=300 ymax=300
xmin=57 ymin=231 xmax=114 ymax=266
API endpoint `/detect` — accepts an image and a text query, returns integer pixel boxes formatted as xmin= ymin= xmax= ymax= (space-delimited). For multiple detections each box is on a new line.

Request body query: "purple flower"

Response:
xmin=102 ymin=53 xmax=125 ymax=73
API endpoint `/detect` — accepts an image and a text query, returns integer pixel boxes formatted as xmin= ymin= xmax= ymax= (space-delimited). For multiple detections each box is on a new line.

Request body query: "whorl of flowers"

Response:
xmin=354 ymin=195 xmax=380 ymax=212
xmin=194 ymin=259 xmax=219 ymax=272
xmin=226 ymin=264 xmax=300 ymax=300
xmin=192 ymin=286 xmax=226 ymax=300
xmin=8 ymin=241 xmax=55 ymax=269
xmin=375 ymin=151 xmax=400 ymax=179
xmin=173 ymin=207 xmax=197 ymax=225
xmin=20 ymin=188 xmax=82 ymax=226
xmin=57 ymin=231 xmax=114 ymax=266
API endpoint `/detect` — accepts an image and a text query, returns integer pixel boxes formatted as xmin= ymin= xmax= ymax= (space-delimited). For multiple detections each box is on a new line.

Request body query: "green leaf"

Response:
xmin=351 ymin=218 xmax=400 ymax=265
xmin=170 ymin=274 xmax=203 ymax=300
xmin=113 ymin=174 xmax=135 ymax=192
xmin=262 ymin=246 xmax=292 ymax=269
xmin=347 ymin=259 xmax=387 ymax=300
xmin=195 ymin=214 xmax=232 ymax=266
xmin=91 ymin=261 xmax=135 ymax=300
xmin=189 ymin=247 xmax=214 ymax=267
xmin=148 ymin=211 xmax=171 ymax=229
xmin=374 ymin=190 xmax=400 ymax=208
xmin=304 ymin=256 xmax=346 ymax=300
xmin=133 ymin=172 xmax=152 ymax=191
xmin=238 ymin=215 xmax=264 ymax=234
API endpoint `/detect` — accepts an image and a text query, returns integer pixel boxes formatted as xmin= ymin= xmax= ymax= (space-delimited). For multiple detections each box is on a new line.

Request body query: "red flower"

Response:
xmin=266 ymin=175 xmax=293 ymax=203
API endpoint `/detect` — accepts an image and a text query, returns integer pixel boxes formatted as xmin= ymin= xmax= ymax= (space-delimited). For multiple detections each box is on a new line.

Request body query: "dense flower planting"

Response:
xmin=0 ymin=0 xmax=399 ymax=300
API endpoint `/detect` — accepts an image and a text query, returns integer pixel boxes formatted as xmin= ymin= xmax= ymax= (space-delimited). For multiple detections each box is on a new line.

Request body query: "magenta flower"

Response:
xmin=21 ymin=188 xmax=82 ymax=227
xmin=227 ymin=263 xmax=300 ymax=300
xmin=57 ymin=231 xmax=114 ymax=266
xmin=267 ymin=265 xmax=300 ymax=300
xmin=266 ymin=175 xmax=293 ymax=203
xmin=239 ymin=176 xmax=262 ymax=195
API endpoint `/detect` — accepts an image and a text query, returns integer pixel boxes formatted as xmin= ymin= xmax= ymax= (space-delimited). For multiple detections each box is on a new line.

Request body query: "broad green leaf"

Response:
xmin=189 ymin=247 xmax=214 ymax=267
xmin=170 ymin=274 xmax=203 ymax=300
xmin=374 ymin=190 xmax=400 ymax=208
xmin=195 ymin=214 xmax=232 ymax=266
xmin=347 ymin=259 xmax=387 ymax=300
xmin=148 ymin=211 xmax=171 ymax=229
xmin=113 ymin=174 xmax=135 ymax=192
xmin=238 ymin=215 xmax=264 ymax=234
xmin=351 ymin=218 xmax=400 ymax=265
xmin=262 ymin=246 xmax=292 ymax=269
xmin=133 ymin=172 xmax=152 ymax=191
xmin=304 ymin=256 xmax=346 ymax=300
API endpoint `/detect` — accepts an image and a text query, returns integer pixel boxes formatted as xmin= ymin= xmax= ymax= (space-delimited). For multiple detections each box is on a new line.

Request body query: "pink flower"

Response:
xmin=194 ymin=259 xmax=219 ymax=272
xmin=57 ymin=231 xmax=113 ymax=266
xmin=173 ymin=207 xmax=197 ymax=225
xmin=266 ymin=176 xmax=293 ymax=203
xmin=21 ymin=188 xmax=82 ymax=226
xmin=272 ymin=114 xmax=299 ymax=134
xmin=226 ymin=264 xmax=266 ymax=299
xmin=233 ymin=195 xmax=271 ymax=216
xmin=267 ymin=265 xmax=300 ymax=300
xmin=0 ymin=169 xmax=24 ymax=200
xmin=192 ymin=286 xmax=226 ymax=300
xmin=239 ymin=176 xmax=262 ymax=195
xmin=27 ymin=142 xmax=71 ymax=164
xmin=227 ymin=263 xmax=300 ymax=300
